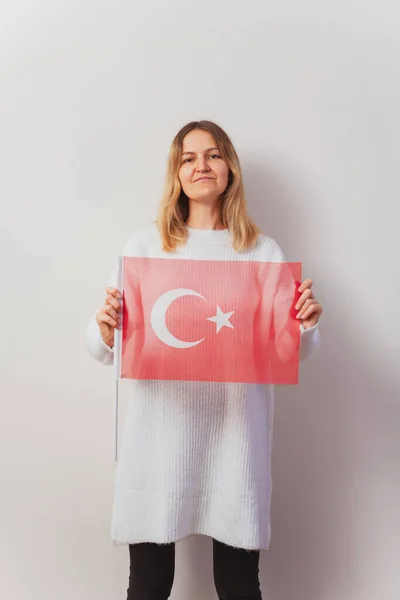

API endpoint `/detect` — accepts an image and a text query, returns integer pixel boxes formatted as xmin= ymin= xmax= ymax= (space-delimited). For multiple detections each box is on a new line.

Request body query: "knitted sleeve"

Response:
xmin=85 ymin=229 xmax=145 ymax=366
xmin=270 ymin=242 xmax=321 ymax=362
xmin=85 ymin=260 xmax=119 ymax=366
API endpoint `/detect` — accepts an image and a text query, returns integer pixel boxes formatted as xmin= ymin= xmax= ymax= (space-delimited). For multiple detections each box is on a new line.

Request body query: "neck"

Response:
xmin=185 ymin=201 xmax=224 ymax=230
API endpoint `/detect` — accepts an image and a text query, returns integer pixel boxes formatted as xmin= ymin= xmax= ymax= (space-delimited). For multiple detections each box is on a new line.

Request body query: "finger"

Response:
xmin=106 ymin=287 xmax=122 ymax=299
xmin=297 ymin=299 xmax=317 ymax=318
xmin=97 ymin=310 xmax=119 ymax=328
xmin=295 ymin=288 xmax=314 ymax=310
xmin=300 ymin=303 xmax=322 ymax=321
xmin=97 ymin=306 xmax=119 ymax=323
xmin=104 ymin=304 xmax=120 ymax=322
xmin=298 ymin=278 xmax=313 ymax=293
xmin=105 ymin=294 xmax=122 ymax=312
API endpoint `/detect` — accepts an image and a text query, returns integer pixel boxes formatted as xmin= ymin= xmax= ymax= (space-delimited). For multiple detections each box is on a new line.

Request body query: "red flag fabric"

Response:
xmin=120 ymin=257 xmax=302 ymax=384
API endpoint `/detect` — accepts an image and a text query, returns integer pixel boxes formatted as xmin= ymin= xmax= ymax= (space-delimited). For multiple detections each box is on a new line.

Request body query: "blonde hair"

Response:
xmin=156 ymin=120 xmax=262 ymax=252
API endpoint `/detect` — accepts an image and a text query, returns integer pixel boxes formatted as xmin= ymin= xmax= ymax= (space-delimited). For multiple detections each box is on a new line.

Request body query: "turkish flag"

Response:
xmin=120 ymin=257 xmax=302 ymax=384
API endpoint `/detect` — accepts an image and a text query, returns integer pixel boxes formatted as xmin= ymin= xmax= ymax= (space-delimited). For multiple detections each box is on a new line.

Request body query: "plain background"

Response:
xmin=1 ymin=1 xmax=399 ymax=599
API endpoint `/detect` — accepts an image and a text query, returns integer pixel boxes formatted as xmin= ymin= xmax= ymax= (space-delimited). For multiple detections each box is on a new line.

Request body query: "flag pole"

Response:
xmin=113 ymin=255 xmax=124 ymax=462
xmin=113 ymin=376 xmax=119 ymax=463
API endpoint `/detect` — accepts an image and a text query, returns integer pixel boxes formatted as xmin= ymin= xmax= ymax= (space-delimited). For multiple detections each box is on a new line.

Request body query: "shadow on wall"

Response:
xmin=161 ymin=159 xmax=398 ymax=600
xmin=240 ymin=159 xmax=398 ymax=600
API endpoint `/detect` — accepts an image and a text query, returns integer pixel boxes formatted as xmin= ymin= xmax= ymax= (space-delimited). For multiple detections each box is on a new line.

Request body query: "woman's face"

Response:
xmin=178 ymin=129 xmax=229 ymax=204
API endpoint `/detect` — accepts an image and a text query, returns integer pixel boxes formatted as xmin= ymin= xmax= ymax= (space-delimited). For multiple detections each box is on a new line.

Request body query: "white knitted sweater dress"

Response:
xmin=85 ymin=223 xmax=320 ymax=550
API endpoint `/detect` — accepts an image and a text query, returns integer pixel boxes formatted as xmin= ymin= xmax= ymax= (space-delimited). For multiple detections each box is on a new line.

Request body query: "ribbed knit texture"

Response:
xmin=85 ymin=223 xmax=320 ymax=550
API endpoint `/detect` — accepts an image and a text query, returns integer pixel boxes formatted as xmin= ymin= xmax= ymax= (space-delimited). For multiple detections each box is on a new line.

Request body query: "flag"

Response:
xmin=119 ymin=257 xmax=302 ymax=384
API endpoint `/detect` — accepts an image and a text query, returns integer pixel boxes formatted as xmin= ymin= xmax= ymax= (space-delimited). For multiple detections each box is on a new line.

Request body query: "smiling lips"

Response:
xmin=195 ymin=177 xmax=215 ymax=182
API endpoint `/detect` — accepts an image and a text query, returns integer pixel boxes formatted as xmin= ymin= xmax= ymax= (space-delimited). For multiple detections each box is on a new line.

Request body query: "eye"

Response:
xmin=182 ymin=154 xmax=221 ymax=164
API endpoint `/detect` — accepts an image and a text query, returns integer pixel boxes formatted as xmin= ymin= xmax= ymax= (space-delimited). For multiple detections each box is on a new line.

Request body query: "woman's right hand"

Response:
xmin=95 ymin=287 xmax=122 ymax=348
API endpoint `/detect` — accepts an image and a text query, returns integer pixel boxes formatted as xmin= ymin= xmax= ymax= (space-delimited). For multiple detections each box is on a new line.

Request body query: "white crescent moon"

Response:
xmin=150 ymin=288 xmax=207 ymax=348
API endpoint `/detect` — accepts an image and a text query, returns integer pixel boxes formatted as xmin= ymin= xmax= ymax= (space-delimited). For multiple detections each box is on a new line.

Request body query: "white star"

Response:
xmin=206 ymin=305 xmax=235 ymax=334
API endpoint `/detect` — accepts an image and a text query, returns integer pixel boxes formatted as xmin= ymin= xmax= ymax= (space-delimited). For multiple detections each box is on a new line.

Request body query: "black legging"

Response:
xmin=127 ymin=538 xmax=262 ymax=599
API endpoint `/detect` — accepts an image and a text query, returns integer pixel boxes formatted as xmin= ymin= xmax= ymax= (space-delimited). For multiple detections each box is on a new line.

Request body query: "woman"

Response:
xmin=86 ymin=120 xmax=323 ymax=600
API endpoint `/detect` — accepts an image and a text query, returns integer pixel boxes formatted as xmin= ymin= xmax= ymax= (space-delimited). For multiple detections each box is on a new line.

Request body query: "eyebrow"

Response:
xmin=181 ymin=147 xmax=220 ymax=156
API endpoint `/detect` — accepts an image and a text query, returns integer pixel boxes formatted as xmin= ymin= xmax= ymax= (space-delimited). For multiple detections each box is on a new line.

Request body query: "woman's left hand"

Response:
xmin=295 ymin=278 xmax=323 ymax=330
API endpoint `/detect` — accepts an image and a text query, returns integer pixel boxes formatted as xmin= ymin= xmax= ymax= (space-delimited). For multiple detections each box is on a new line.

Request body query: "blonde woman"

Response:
xmin=86 ymin=120 xmax=323 ymax=600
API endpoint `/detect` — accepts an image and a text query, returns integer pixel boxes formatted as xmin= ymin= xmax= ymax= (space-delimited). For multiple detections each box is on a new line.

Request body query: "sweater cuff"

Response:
xmin=299 ymin=321 xmax=320 ymax=361
xmin=85 ymin=313 xmax=115 ymax=366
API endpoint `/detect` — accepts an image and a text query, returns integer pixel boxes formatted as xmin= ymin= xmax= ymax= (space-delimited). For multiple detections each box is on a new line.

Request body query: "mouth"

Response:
xmin=195 ymin=177 xmax=215 ymax=182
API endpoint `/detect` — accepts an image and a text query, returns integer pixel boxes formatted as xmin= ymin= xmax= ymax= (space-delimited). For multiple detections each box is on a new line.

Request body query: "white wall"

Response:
xmin=1 ymin=1 xmax=399 ymax=598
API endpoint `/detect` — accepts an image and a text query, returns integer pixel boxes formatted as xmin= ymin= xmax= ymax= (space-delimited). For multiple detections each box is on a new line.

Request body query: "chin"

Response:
xmin=192 ymin=193 xmax=219 ymax=203
xmin=194 ymin=187 xmax=223 ymax=198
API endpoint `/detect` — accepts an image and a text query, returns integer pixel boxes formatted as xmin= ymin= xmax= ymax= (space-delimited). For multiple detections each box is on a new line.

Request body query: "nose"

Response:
xmin=196 ymin=155 xmax=211 ymax=172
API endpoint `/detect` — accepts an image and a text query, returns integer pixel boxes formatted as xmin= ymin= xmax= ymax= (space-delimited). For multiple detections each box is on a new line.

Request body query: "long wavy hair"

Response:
xmin=156 ymin=120 xmax=262 ymax=252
